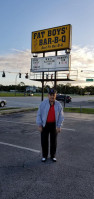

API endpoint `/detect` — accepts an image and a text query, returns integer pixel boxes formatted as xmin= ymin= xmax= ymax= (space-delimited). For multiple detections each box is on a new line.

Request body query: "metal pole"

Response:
xmin=64 ymin=85 xmax=66 ymax=108
xmin=15 ymin=74 xmax=18 ymax=96
xmin=54 ymin=71 xmax=57 ymax=89
xmin=41 ymin=72 xmax=44 ymax=101
xmin=41 ymin=52 xmax=45 ymax=101
xmin=54 ymin=51 xmax=57 ymax=89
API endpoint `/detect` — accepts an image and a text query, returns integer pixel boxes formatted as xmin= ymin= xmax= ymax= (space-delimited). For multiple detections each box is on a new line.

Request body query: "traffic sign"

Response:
xmin=86 ymin=79 xmax=93 ymax=82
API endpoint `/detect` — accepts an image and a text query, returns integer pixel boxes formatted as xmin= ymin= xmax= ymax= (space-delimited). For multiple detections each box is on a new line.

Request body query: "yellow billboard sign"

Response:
xmin=31 ymin=24 xmax=72 ymax=53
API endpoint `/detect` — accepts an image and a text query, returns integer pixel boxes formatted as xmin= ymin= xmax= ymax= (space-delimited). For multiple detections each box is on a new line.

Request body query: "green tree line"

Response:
xmin=44 ymin=84 xmax=94 ymax=95
xmin=0 ymin=84 xmax=94 ymax=95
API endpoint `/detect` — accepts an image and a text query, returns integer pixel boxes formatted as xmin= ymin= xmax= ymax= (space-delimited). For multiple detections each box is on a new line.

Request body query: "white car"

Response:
xmin=0 ymin=99 xmax=7 ymax=107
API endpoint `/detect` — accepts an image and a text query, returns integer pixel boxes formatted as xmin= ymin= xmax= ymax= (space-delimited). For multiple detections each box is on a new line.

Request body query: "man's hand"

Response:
xmin=56 ymin=127 xmax=61 ymax=133
xmin=38 ymin=126 xmax=42 ymax=132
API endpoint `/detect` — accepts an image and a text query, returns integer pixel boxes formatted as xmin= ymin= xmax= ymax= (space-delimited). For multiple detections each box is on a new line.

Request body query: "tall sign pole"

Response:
xmin=54 ymin=51 xmax=57 ymax=89
xmin=41 ymin=52 xmax=45 ymax=101
xmin=41 ymin=72 xmax=44 ymax=101
xmin=31 ymin=24 xmax=72 ymax=101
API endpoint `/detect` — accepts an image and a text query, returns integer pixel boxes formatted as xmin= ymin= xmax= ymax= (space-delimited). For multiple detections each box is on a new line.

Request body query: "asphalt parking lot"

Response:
xmin=0 ymin=111 xmax=94 ymax=199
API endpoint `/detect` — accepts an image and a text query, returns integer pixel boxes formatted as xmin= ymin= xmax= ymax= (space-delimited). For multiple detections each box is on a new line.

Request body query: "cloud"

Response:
xmin=0 ymin=49 xmax=35 ymax=86
xmin=71 ymin=45 xmax=94 ymax=71
xmin=0 ymin=49 xmax=32 ymax=73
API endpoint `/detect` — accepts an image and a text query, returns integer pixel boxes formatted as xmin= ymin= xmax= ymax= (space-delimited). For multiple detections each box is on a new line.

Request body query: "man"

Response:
xmin=36 ymin=88 xmax=64 ymax=162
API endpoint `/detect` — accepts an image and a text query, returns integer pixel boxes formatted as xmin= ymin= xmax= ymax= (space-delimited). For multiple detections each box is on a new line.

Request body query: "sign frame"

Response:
xmin=31 ymin=24 xmax=72 ymax=53
xmin=31 ymin=54 xmax=71 ymax=73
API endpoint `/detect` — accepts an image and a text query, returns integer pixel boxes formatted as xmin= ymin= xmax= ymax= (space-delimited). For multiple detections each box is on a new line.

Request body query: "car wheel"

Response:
xmin=0 ymin=101 xmax=5 ymax=107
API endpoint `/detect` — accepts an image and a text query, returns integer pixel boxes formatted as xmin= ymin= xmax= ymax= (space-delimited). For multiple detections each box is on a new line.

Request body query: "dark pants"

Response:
xmin=41 ymin=122 xmax=57 ymax=158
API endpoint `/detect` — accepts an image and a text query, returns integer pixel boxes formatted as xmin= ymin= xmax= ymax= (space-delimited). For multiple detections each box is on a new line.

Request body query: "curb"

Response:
xmin=0 ymin=107 xmax=38 ymax=115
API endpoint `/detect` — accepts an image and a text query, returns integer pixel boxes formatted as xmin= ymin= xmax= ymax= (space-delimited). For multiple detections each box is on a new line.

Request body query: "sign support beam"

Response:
xmin=41 ymin=52 xmax=45 ymax=101
xmin=41 ymin=72 xmax=44 ymax=101
xmin=54 ymin=51 xmax=57 ymax=89
xmin=54 ymin=71 xmax=57 ymax=89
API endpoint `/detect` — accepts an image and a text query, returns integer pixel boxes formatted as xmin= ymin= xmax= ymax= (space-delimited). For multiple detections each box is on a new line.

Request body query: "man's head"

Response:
xmin=48 ymin=88 xmax=57 ymax=104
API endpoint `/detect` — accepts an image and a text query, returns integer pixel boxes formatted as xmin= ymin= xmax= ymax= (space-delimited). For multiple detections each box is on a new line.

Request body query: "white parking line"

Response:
xmin=0 ymin=119 xmax=76 ymax=131
xmin=0 ymin=142 xmax=40 ymax=153
xmin=61 ymin=127 xmax=76 ymax=131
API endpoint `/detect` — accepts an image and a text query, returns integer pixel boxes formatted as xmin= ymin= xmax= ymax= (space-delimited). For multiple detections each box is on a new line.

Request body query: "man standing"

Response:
xmin=36 ymin=88 xmax=64 ymax=162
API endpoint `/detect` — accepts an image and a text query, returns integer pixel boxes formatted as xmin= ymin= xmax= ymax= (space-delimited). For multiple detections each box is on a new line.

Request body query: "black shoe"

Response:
xmin=41 ymin=157 xmax=47 ymax=162
xmin=51 ymin=157 xmax=57 ymax=162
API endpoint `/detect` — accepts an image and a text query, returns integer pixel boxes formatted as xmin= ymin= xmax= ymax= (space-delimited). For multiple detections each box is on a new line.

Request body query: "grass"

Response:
xmin=0 ymin=92 xmax=47 ymax=97
xmin=0 ymin=106 xmax=94 ymax=115
xmin=0 ymin=107 xmax=38 ymax=115
xmin=33 ymin=93 xmax=47 ymax=97
xmin=0 ymin=107 xmax=21 ymax=111
xmin=0 ymin=92 xmax=94 ymax=98
xmin=64 ymin=107 xmax=94 ymax=114
xmin=0 ymin=92 xmax=25 ymax=97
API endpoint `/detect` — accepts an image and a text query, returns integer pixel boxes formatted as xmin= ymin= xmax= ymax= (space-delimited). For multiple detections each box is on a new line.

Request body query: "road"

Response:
xmin=0 ymin=111 xmax=94 ymax=199
xmin=2 ymin=96 xmax=41 ymax=108
xmin=1 ymin=96 xmax=94 ymax=108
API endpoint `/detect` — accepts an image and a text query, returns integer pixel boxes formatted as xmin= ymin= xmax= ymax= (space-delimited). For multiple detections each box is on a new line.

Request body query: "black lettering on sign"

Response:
xmin=62 ymin=36 xmax=66 ymax=42
xmin=44 ymin=39 xmax=47 ymax=45
xmin=37 ymin=32 xmax=40 ymax=39
xmin=39 ymin=35 xmax=67 ymax=46
xmin=48 ymin=30 xmax=51 ymax=36
xmin=48 ymin=38 xmax=51 ymax=44
xmin=52 ymin=45 xmax=56 ymax=48
xmin=39 ymin=38 xmax=52 ymax=45
xmin=53 ymin=29 xmax=56 ymax=36
xmin=39 ymin=39 xmax=43 ymax=45
xmin=34 ymin=33 xmax=37 ymax=39
xmin=61 ymin=27 xmax=65 ymax=34
xmin=41 ymin=31 xmax=45 ymax=38
xmin=34 ymin=31 xmax=45 ymax=39
xmin=58 ymin=44 xmax=60 ymax=47
xmin=57 ymin=28 xmax=61 ymax=35
xmin=54 ymin=37 xmax=58 ymax=43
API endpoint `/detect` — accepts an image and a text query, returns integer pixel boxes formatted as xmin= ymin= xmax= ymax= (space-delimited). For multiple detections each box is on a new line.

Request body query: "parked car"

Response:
xmin=26 ymin=91 xmax=34 ymax=96
xmin=56 ymin=94 xmax=72 ymax=103
xmin=0 ymin=99 xmax=7 ymax=107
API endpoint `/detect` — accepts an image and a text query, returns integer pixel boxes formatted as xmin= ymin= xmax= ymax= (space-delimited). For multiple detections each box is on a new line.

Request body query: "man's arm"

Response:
xmin=56 ymin=105 xmax=64 ymax=132
xmin=36 ymin=104 xmax=42 ymax=126
xmin=36 ymin=104 xmax=43 ymax=132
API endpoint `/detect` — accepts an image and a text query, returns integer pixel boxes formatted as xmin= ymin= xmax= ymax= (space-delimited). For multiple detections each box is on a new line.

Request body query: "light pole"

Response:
xmin=15 ymin=73 xmax=19 ymax=96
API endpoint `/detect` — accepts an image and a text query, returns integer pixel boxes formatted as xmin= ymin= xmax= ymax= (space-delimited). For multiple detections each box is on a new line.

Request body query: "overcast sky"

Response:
xmin=0 ymin=0 xmax=94 ymax=86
